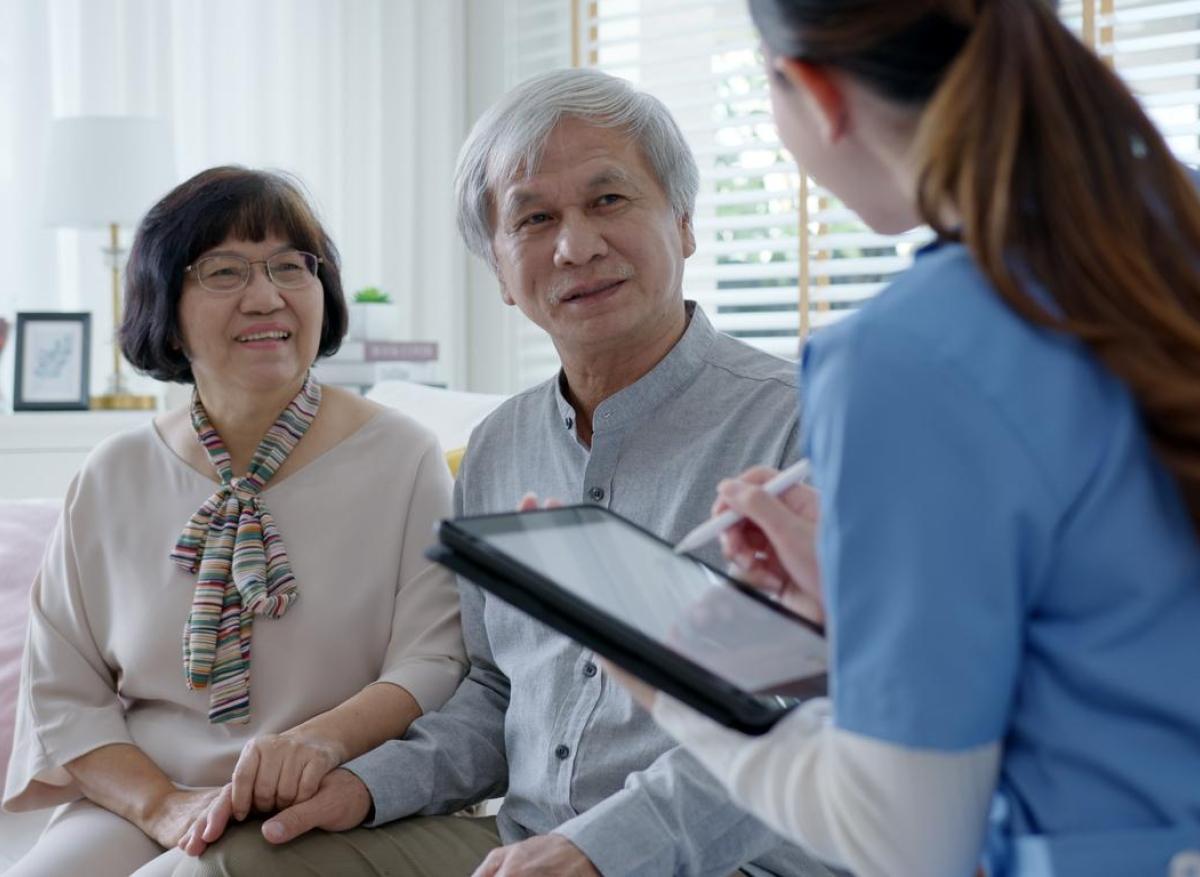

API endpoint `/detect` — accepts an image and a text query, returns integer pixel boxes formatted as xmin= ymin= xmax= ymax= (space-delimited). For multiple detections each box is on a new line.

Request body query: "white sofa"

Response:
xmin=0 ymin=381 xmax=506 ymax=871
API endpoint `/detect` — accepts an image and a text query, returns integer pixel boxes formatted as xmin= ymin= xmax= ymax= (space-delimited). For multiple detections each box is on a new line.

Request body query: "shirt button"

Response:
xmin=1170 ymin=850 xmax=1200 ymax=877
xmin=589 ymin=486 xmax=605 ymax=502
xmin=564 ymin=416 xmax=573 ymax=429
xmin=583 ymin=662 xmax=598 ymax=678
xmin=554 ymin=744 xmax=570 ymax=760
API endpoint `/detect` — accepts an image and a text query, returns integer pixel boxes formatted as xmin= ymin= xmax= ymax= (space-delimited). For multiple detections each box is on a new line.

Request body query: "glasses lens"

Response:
xmin=196 ymin=256 xmax=248 ymax=292
xmin=268 ymin=251 xmax=318 ymax=289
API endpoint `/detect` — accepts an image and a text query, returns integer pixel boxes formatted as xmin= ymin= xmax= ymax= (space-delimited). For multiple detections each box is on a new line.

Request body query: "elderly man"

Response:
xmin=179 ymin=69 xmax=832 ymax=877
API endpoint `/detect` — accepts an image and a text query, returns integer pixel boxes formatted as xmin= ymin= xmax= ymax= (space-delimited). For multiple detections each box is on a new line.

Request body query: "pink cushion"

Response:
xmin=0 ymin=500 xmax=60 ymax=790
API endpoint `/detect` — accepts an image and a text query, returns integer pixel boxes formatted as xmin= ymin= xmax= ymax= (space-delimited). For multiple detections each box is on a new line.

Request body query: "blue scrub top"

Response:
xmin=800 ymin=240 xmax=1200 ymax=876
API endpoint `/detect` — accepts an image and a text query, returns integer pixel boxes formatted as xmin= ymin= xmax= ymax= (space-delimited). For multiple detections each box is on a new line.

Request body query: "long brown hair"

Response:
xmin=751 ymin=0 xmax=1200 ymax=535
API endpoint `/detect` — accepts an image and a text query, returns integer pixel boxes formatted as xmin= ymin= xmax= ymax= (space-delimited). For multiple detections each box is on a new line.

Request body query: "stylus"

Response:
xmin=673 ymin=459 xmax=812 ymax=554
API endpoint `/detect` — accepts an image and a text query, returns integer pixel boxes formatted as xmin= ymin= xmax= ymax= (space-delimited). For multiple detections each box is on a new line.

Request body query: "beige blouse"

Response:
xmin=3 ymin=408 xmax=467 ymax=811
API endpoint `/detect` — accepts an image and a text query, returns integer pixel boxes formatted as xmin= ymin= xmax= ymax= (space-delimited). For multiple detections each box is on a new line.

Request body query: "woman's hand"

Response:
xmin=141 ymin=786 xmax=223 ymax=848
xmin=715 ymin=466 xmax=825 ymax=625
xmin=178 ymin=783 xmax=235 ymax=856
xmin=227 ymin=731 xmax=343 ymax=820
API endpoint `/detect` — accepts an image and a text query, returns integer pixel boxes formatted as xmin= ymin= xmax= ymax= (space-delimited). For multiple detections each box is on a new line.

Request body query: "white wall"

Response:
xmin=463 ymin=0 xmax=518 ymax=395
xmin=0 ymin=0 xmax=477 ymax=404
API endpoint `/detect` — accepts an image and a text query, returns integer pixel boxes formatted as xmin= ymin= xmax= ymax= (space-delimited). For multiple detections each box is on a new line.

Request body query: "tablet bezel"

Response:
xmin=429 ymin=504 xmax=827 ymax=735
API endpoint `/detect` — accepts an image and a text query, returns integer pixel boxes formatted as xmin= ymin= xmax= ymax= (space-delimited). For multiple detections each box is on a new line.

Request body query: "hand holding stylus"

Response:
xmin=674 ymin=460 xmax=811 ymax=553
xmin=707 ymin=463 xmax=824 ymax=625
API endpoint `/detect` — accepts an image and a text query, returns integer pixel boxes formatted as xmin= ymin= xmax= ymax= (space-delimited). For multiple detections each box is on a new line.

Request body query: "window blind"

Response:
xmin=1084 ymin=0 xmax=1200 ymax=164
xmin=502 ymin=0 xmax=1200 ymax=390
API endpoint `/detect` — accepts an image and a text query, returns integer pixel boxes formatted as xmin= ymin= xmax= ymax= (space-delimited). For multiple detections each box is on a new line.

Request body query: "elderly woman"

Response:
xmin=2 ymin=167 xmax=467 ymax=876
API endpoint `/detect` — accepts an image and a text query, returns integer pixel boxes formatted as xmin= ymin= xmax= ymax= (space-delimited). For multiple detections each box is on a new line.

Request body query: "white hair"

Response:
xmin=454 ymin=68 xmax=700 ymax=267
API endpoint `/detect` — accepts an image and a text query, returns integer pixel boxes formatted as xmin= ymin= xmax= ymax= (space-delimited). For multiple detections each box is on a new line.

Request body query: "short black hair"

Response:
xmin=120 ymin=166 xmax=348 ymax=383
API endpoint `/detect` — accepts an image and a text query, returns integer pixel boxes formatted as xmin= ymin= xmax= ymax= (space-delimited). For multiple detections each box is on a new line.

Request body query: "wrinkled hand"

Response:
xmin=142 ymin=787 xmax=222 ymax=848
xmin=179 ymin=767 xmax=374 ymax=856
xmin=227 ymin=730 xmax=342 ymax=819
xmin=472 ymin=834 xmax=600 ymax=877
xmin=715 ymin=466 xmax=824 ymax=624
xmin=260 ymin=768 xmax=373 ymax=845
xmin=178 ymin=783 xmax=235 ymax=857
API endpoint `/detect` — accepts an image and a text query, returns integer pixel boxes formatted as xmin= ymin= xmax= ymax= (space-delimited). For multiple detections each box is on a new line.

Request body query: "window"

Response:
xmin=501 ymin=0 xmax=1200 ymax=390
xmin=1070 ymin=0 xmax=1200 ymax=163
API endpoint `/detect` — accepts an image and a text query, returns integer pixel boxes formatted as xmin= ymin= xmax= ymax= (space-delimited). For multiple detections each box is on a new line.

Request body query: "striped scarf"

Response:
xmin=171 ymin=374 xmax=321 ymax=724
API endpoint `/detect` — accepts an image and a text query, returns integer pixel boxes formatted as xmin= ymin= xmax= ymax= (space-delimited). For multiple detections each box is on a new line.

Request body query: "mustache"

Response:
xmin=548 ymin=263 xmax=635 ymax=305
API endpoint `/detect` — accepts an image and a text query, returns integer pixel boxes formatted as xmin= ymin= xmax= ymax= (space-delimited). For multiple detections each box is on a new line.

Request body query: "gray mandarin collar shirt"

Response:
xmin=346 ymin=303 xmax=833 ymax=877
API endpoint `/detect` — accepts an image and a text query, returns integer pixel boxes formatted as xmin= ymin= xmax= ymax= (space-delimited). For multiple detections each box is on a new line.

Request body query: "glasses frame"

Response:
xmin=184 ymin=250 xmax=323 ymax=295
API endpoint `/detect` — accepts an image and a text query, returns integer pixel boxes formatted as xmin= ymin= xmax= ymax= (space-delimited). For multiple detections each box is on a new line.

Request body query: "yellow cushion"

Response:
xmin=445 ymin=446 xmax=466 ymax=477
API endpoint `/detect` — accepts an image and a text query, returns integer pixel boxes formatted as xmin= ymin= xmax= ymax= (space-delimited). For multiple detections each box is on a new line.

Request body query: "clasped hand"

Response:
xmin=177 ymin=730 xmax=346 ymax=855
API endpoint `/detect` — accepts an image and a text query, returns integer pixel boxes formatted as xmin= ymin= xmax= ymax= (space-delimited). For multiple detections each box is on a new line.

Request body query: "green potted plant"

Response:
xmin=348 ymin=287 xmax=403 ymax=341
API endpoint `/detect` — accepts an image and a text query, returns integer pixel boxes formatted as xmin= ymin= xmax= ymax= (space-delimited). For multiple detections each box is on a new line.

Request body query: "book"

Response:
xmin=313 ymin=358 xmax=439 ymax=387
xmin=330 ymin=340 xmax=437 ymax=363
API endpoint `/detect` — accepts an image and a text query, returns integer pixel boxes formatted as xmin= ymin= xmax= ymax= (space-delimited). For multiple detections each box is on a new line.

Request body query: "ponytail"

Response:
xmin=913 ymin=0 xmax=1200 ymax=533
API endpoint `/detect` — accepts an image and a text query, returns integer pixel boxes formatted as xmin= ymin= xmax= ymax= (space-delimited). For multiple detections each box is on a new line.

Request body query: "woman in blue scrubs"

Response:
xmin=617 ymin=1 xmax=1200 ymax=875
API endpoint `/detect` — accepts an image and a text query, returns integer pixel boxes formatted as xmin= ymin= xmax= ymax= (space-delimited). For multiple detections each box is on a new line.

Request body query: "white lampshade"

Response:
xmin=43 ymin=116 xmax=176 ymax=229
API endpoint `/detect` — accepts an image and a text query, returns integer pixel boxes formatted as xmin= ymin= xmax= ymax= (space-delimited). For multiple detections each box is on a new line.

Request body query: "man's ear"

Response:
xmin=775 ymin=57 xmax=849 ymax=144
xmin=680 ymin=214 xmax=696 ymax=259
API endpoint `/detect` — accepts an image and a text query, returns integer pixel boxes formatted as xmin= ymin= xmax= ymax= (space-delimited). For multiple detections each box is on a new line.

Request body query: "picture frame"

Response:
xmin=13 ymin=312 xmax=91 ymax=411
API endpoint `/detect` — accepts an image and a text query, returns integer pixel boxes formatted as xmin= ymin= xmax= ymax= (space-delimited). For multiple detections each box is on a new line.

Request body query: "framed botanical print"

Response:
xmin=13 ymin=312 xmax=91 ymax=411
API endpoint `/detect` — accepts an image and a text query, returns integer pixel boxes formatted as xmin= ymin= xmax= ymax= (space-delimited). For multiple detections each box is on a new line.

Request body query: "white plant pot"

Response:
xmin=348 ymin=303 xmax=404 ymax=341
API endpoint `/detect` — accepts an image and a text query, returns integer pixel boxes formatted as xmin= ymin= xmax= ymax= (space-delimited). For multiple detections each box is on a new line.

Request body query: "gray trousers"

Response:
xmin=171 ymin=815 xmax=502 ymax=877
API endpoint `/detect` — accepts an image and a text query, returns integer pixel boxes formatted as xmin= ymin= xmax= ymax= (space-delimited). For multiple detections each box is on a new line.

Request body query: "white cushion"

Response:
xmin=366 ymin=381 xmax=507 ymax=451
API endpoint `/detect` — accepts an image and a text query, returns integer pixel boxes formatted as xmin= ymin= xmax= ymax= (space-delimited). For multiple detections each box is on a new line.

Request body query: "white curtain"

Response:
xmin=0 ymin=0 xmax=468 ymax=405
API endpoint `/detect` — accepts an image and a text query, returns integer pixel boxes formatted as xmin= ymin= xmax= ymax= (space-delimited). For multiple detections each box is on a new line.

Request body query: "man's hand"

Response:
xmin=517 ymin=494 xmax=562 ymax=511
xmin=472 ymin=834 xmax=601 ymax=877
xmin=263 ymin=768 xmax=372 ymax=844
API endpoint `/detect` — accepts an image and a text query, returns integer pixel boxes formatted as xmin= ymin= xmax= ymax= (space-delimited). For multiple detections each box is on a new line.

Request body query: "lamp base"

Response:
xmin=91 ymin=392 xmax=157 ymax=411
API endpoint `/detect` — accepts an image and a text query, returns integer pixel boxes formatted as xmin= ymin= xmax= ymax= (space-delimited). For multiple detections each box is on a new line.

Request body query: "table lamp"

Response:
xmin=43 ymin=116 xmax=175 ymax=410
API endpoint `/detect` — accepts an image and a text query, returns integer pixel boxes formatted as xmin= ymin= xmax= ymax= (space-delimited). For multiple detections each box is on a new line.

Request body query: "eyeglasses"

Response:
xmin=184 ymin=250 xmax=322 ymax=294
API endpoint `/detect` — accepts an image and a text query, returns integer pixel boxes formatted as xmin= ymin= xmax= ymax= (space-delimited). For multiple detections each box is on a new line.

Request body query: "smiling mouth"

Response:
xmin=561 ymin=279 xmax=625 ymax=303
xmin=236 ymin=330 xmax=291 ymax=343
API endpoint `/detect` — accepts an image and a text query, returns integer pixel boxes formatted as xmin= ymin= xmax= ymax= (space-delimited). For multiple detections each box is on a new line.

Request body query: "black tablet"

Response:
xmin=428 ymin=505 xmax=827 ymax=734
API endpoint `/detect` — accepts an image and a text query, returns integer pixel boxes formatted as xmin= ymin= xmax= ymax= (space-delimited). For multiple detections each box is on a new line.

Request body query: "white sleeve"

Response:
xmin=653 ymin=695 xmax=1000 ymax=877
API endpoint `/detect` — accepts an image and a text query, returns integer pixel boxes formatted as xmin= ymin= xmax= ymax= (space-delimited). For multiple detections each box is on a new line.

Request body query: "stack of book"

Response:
xmin=314 ymin=340 xmax=439 ymax=393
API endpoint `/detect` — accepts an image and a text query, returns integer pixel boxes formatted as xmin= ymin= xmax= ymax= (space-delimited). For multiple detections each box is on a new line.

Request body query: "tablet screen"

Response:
xmin=454 ymin=507 xmax=826 ymax=699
